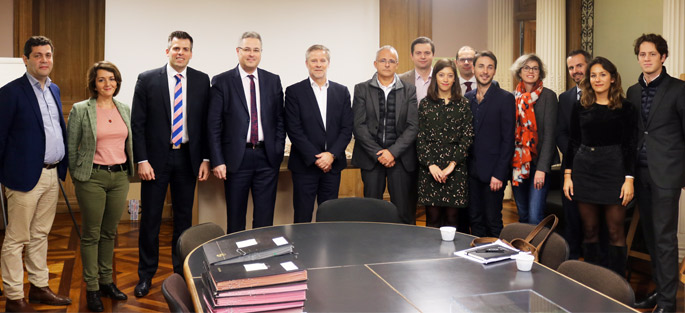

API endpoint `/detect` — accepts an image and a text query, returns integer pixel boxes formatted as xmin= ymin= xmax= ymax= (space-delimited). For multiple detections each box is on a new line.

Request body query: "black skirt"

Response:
xmin=571 ymin=144 xmax=624 ymax=205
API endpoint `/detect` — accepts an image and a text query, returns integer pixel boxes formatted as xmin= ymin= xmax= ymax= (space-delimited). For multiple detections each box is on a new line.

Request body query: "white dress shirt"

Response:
xmin=414 ymin=69 xmax=431 ymax=103
xmin=239 ymin=66 xmax=264 ymax=142
xmin=166 ymin=64 xmax=189 ymax=144
xmin=309 ymin=77 xmax=329 ymax=130
xmin=377 ymin=75 xmax=397 ymax=101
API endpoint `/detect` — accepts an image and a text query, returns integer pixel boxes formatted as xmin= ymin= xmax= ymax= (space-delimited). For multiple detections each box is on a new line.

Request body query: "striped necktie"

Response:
xmin=172 ymin=74 xmax=183 ymax=147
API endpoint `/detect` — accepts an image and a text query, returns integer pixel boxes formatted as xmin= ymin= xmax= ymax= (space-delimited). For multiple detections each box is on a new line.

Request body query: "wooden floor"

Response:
xmin=0 ymin=200 xmax=681 ymax=312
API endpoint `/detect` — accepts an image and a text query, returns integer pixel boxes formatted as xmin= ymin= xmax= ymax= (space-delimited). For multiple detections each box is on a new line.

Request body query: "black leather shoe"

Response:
xmin=99 ymin=283 xmax=128 ymax=300
xmin=134 ymin=279 xmax=152 ymax=298
xmin=86 ymin=291 xmax=103 ymax=312
xmin=634 ymin=291 xmax=658 ymax=309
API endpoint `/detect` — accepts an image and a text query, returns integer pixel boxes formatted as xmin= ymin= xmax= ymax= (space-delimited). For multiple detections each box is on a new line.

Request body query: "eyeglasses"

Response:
xmin=238 ymin=47 xmax=262 ymax=54
xmin=377 ymin=58 xmax=397 ymax=65
xmin=522 ymin=66 xmax=540 ymax=72
xmin=457 ymin=58 xmax=474 ymax=64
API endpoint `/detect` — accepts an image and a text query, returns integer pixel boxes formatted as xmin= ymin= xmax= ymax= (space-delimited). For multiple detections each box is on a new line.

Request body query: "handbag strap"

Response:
xmin=523 ymin=214 xmax=559 ymax=251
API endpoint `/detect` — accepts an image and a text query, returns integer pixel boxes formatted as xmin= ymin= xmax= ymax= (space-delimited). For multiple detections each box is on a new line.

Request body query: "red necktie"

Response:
xmin=248 ymin=75 xmax=258 ymax=145
xmin=464 ymin=81 xmax=473 ymax=93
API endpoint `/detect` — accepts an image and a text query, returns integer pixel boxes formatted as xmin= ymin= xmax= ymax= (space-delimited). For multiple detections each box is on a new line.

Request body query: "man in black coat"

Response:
xmin=628 ymin=33 xmax=685 ymax=313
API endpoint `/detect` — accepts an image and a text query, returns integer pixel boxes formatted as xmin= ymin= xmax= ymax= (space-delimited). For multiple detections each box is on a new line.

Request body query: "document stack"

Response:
xmin=200 ymin=232 xmax=308 ymax=313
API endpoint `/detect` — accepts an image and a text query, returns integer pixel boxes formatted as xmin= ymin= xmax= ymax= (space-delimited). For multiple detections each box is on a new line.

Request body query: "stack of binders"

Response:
xmin=200 ymin=231 xmax=308 ymax=313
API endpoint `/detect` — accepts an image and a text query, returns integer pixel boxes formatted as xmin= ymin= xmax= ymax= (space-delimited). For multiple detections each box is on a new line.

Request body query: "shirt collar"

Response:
xmin=238 ymin=65 xmax=259 ymax=80
xmin=26 ymin=72 xmax=51 ymax=89
xmin=459 ymin=75 xmax=476 ymax=85
xmin=415 ymin=69 xmax=432 ymax=82
xmin=166 ymin=63 xmax=188 ymax=79
xmin=309 ymin=77 xmax=329 ymax=89
xmin=376 ymin=75 xmax=396 ymax=89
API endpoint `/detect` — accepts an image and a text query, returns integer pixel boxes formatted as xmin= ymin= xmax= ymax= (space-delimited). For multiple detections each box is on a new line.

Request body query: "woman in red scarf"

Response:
xmin=510 ymin=54 xmax=558 ymax=225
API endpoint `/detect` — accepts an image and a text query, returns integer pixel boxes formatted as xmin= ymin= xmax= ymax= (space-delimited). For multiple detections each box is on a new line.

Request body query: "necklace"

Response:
xmin=98 ymin=104 xmax=116 ymax=124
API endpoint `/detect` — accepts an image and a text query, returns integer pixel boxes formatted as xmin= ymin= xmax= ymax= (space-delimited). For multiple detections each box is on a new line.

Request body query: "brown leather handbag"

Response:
xmin=469 ymin=214 xmax=559 ymax=262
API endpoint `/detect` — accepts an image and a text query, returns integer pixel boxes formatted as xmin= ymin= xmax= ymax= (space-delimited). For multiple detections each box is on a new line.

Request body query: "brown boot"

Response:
xmin=28 ymin=283 xmax=72 ymax=305
xmin=5 ymin=299 xmax=36 ymax=312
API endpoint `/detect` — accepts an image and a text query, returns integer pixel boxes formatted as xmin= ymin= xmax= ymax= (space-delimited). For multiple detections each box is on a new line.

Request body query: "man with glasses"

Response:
xmin=208 ymin=31 xmax=285 ymax=233
xmin=455 ymin=46 xmax=477 ymax=95
xmin=352 ymin=46 xmax=418 ymax=224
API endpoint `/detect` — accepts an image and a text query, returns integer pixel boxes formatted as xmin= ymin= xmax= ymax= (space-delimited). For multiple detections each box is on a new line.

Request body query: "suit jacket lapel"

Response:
xmin=20 ymin=76 xmax=46 ymax=130
xmin=86 ymin=98 xmax=98 ymax=142
xmin=646 ymin=78 xmax=668 ymax=127
xmin=231 ymin=67 xmax=248 ymax=114
xmin=159 ymin=67 xmax=172 ymax=126
xmin=629 ymin=85 xmax=645 ymax=131
xmin=474 ymin=87 xmax=494 ymax=134
xmin=307 ymin=81 xmax=325 ymax=131
xmin=258 ymin=69 xmax=269 ymax=126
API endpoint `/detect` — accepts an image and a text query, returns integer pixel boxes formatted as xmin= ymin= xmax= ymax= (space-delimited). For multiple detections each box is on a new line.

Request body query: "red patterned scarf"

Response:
xmin=512 ymin=80 xmax=543 ymax=186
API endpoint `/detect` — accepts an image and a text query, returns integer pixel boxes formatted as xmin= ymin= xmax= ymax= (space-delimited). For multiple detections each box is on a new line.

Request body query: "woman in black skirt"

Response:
xmin=563 ymin=57 xmax=637 ymax=275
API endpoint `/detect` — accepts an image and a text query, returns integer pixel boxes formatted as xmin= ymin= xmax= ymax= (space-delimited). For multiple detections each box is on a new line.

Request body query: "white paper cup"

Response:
xmin=440 ymin=226 xmax=456 ymax=241
xmin=513 ymin=252 xmax=535 ymax=271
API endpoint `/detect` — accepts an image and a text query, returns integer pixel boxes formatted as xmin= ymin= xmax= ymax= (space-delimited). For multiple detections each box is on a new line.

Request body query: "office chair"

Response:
xmin=558 ymin=260 xmax=635 ymax=306
xmin=176 ymin=222 xmax=225 ymax=265
xmin=316 ymin=197 xmax=403 ymax=223
xmin=500 ymin=222 xmax=569 ymax=270
xmin=162 ymin=273 xmax=194 ymax=313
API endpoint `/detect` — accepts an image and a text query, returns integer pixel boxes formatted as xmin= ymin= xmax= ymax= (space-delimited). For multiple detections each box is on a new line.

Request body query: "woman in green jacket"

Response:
xmin=67 ymin=61 xmax=134 ymax=312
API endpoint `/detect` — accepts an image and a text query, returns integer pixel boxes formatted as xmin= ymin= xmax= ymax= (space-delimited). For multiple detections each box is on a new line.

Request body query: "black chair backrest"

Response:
xmin=500 ymin=222 xmax=569 ymax=270
xmin=176 ymin=222 xmax=225 ymax=264
xmin=161 ymin=273 xmax=194 ymax=313
xmin=316 ymin=197 xmax=403 ymax=223
xmin=557 ymin=260 xmax=635 ymax=306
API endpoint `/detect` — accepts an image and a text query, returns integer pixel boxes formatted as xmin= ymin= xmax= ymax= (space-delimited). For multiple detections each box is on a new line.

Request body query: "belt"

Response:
xmin=246 ymin=142 xmax=264 ymax=149
xmin=43 ymin=163 xmax=58 ymax=169
xmin=171 ymin=143 xmax=187 ymax=150
xmin=93 ymin=163 xmax=128 ymax=172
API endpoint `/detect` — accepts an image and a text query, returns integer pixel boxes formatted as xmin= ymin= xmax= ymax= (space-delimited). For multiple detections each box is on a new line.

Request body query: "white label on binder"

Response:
xmin=281 ymin=261 xmax=299 ymax=271
xmin=244 ymin=263 xmax=268 ymax=271
xmin=236 ymin=239 xmax=258 ymax=248
xmin=272 ymin=236 xmax=288 ymax=246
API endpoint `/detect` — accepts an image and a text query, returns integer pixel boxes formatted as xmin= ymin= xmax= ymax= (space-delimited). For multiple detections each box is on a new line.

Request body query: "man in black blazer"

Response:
xmin=131 ymin=31 xmax=210 ymax=297
xmin=0 ymin=36 xmax=72 ymax=312
xmin=285 ymin=45 xmax=353 ymax=223
xmin=556 ymin=50 xmax=590 ymax=260
xmin=208 ymin=32 xmax=285 ymax=233
xmin=628 ymin=34 xmax=685 ymax=313
xmin=352 ymin=45 xmax=418 ymax=224
xmin=464 ymin=51 xmax=515 ymax=237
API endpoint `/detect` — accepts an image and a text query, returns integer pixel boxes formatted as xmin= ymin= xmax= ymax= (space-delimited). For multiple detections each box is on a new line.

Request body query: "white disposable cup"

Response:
xmin=440 ymin=226 xmax=456 ymax=241
xmin=514 ymin=252 xmax=535 ymax=271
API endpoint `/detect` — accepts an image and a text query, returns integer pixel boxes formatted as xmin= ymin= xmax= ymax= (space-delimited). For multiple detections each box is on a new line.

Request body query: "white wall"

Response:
xmin=106 ymin=0 xmax=380 ymax=106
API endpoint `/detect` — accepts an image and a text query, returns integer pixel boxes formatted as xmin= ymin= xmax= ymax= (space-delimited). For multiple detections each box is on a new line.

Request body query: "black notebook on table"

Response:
xmin=203 ymin=230 xmax=294 ymax=266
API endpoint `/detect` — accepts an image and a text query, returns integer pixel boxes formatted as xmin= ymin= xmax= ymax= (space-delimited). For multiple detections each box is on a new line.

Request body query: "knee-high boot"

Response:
xmin=582 ymin=242 xmax=601 ymax=265
xmin=608 ymin=245 xmax=627 ymax=277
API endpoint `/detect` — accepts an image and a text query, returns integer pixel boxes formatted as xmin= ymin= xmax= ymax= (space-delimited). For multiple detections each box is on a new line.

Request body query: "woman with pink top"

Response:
xmin=67 ymin=61 xmax=134 ymax=312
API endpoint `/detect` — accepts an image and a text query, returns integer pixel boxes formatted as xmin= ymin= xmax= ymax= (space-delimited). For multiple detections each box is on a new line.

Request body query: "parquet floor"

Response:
xmin=0 ymin=200 xmax=681 ymax=312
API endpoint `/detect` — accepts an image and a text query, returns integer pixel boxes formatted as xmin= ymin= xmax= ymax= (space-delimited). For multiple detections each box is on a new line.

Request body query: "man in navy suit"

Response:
xmin=464 ymin=50 xmax=515 ymax=237
xmin=131 ymin=31 xmax=211 ymax=297
xmin=0 ymin=36 xmax=72 ymax=312
xmin=556 ymin=50 xmax=590 ymax=260
xmin=352 ymin=46 xmax=418 ymax=224
xmin=285 ymin=45 xmax=353 ymax=223
xmin=208 ymin=31 xmax=285 ymax=233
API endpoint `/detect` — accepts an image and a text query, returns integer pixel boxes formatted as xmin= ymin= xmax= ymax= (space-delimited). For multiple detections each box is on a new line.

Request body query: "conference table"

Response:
xmin=184 ymin=222 xmax=635 ymax=312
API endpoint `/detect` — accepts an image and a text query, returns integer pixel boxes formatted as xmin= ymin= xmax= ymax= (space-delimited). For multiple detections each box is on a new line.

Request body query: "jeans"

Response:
xmin=512 ymin=170 xmax=549 ymax=225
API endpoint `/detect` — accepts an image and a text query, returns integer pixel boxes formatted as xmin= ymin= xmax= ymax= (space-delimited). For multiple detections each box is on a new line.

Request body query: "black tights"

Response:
xmin=576 ymin=202 xmax=626 ymax=246
xmin=425 ymin=206 xmax=459 ymax=228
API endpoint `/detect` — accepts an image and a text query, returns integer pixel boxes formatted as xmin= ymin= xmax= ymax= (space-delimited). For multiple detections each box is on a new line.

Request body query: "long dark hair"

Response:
xmin=580 ymin=57 xmax=624 ymax=110
xmin=426 ymin=59 xmax=460 ymax=102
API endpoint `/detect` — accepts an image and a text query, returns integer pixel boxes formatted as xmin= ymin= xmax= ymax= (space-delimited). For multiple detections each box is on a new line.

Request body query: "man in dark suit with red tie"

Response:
xmin=131 ymin=31 xmax=211 ymax=297
xmin=208 ymin=31 xmax=285 ymax=233
xmin=285 ymin=45 xmax=353 ymax=223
